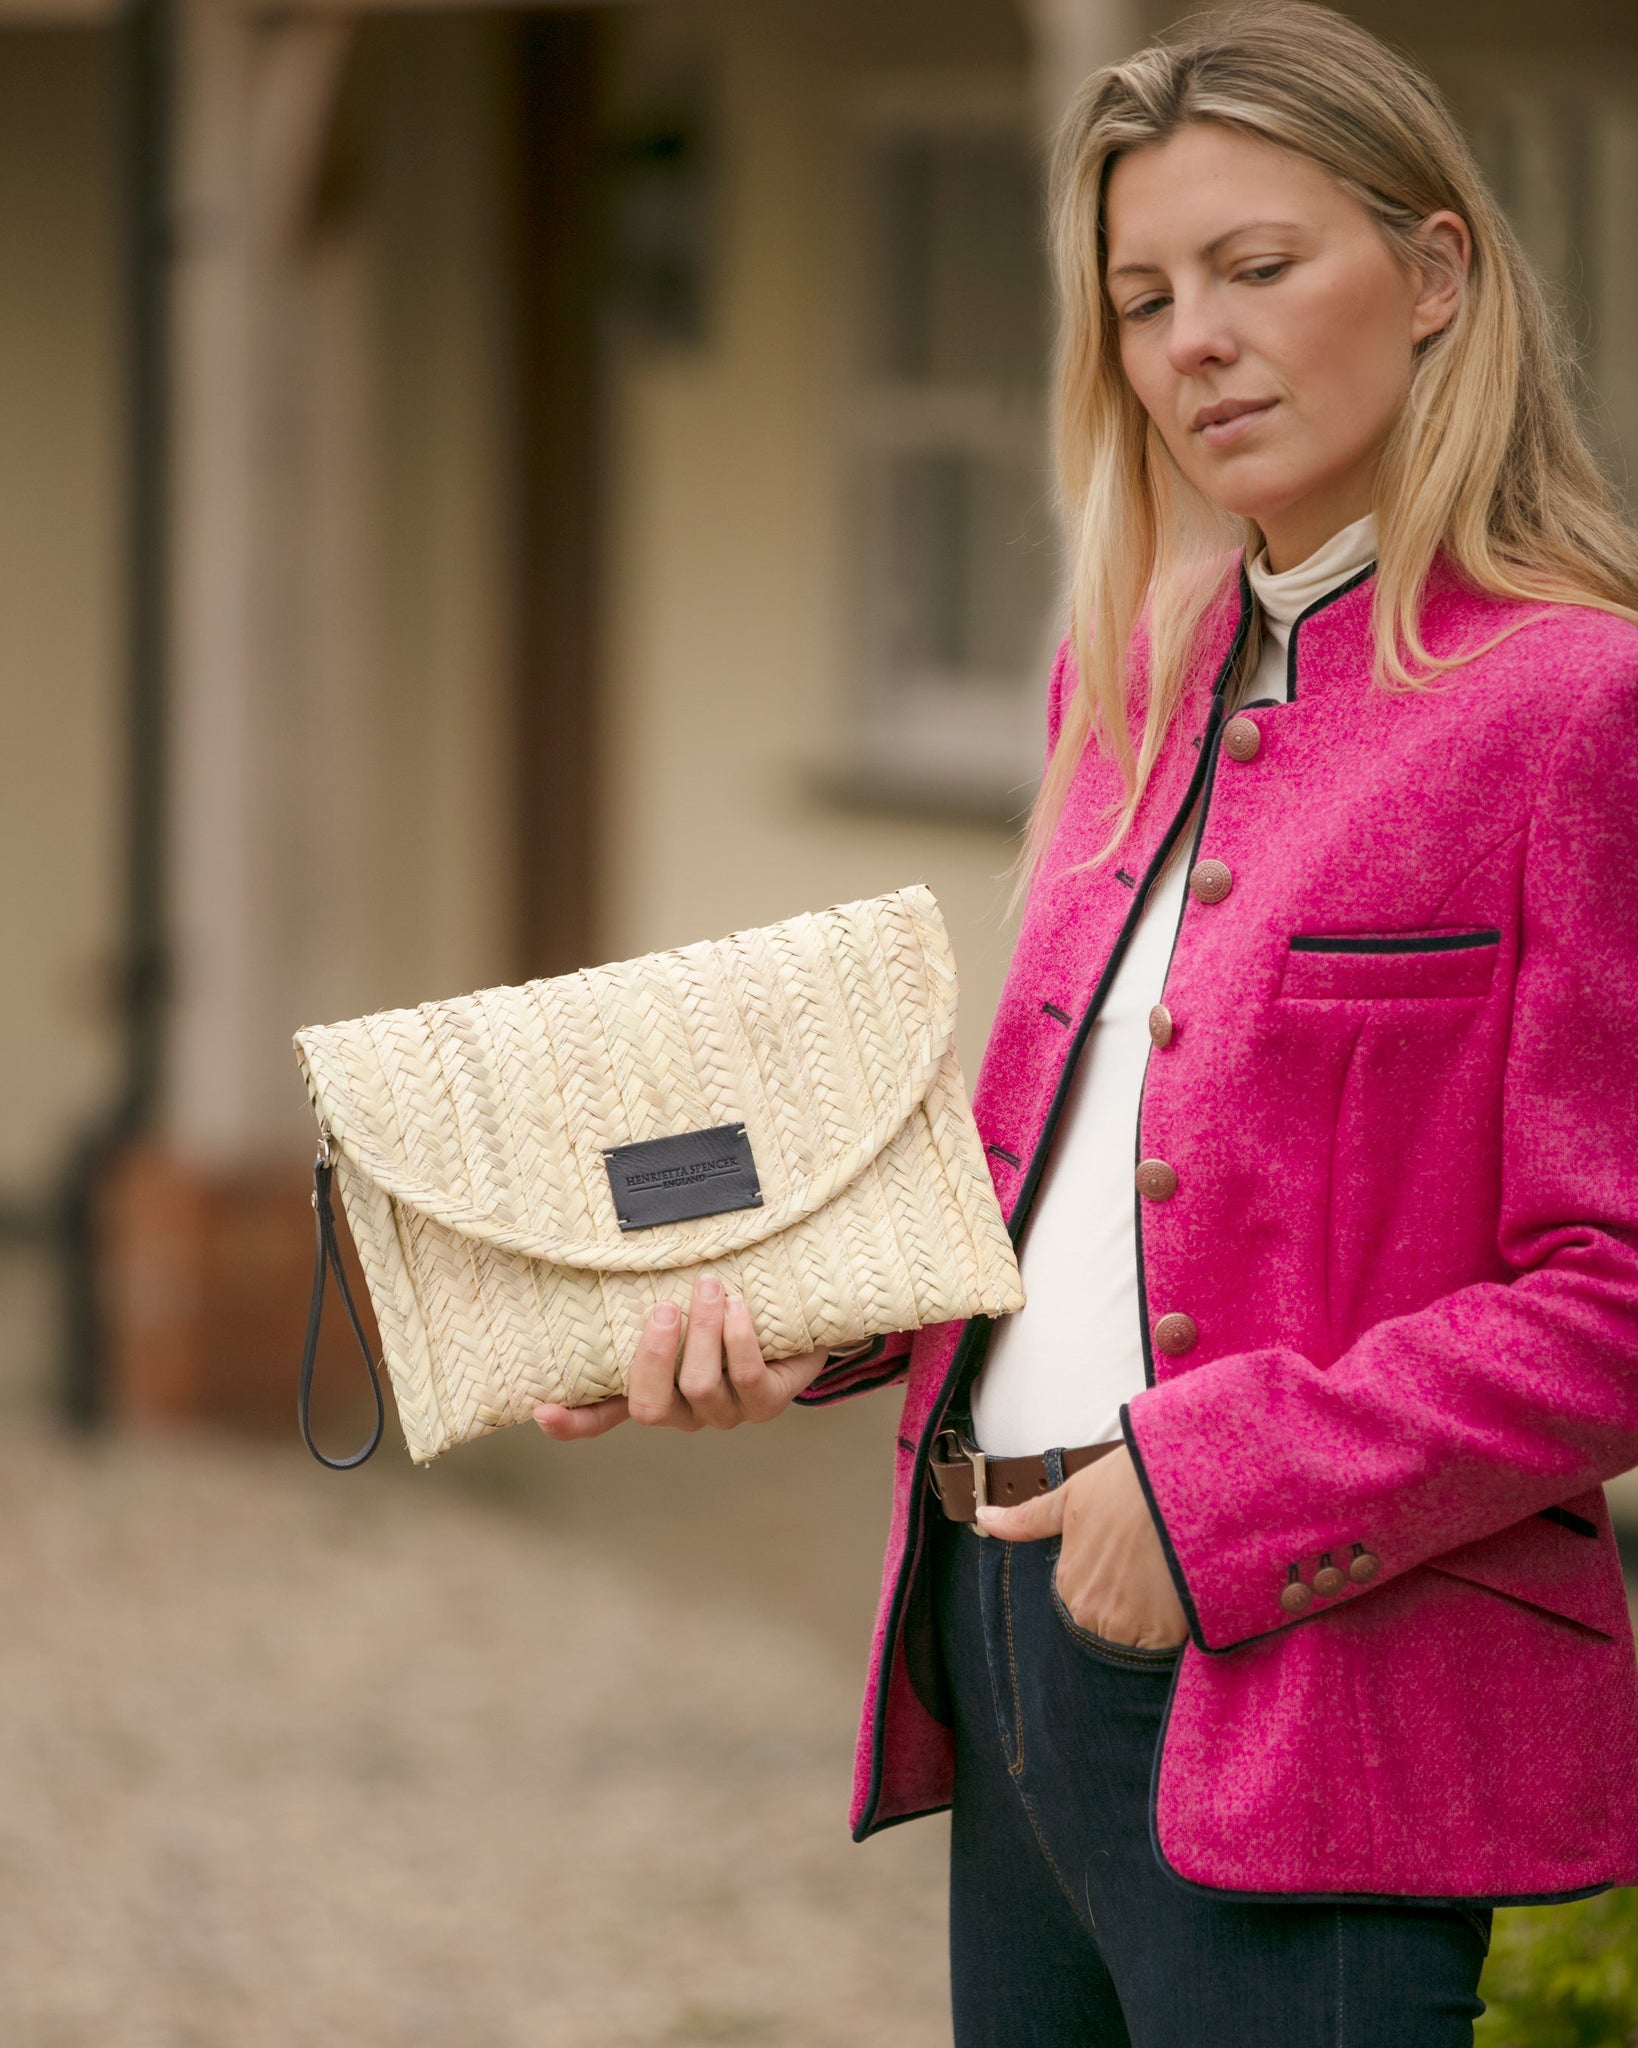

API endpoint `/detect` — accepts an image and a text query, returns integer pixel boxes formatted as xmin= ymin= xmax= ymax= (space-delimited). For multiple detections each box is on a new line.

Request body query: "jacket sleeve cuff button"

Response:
xmin=1313 ymin=1554 xmax=1346 ymax=1597
xmin=1280 ymin=1568 xmax=1314 ymax=1615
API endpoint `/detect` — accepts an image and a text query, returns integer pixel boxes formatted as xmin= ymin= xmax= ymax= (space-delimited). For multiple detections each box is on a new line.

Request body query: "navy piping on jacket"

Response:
xmin=1131 ymin=563 xmax=1375 ymax=1569
xmin=1129 ymin=573 xmax=1257 ymax=1398
xmin=1283 ymin=560 xmax=1376 ymax=698
xmin=1289 ymin=929 xmax=1501 ymax=954
xmin=850 ymin=567 xmax=1253 ymax=1843
xmin=1116 ymin=561 xmax=1613 ymax=1907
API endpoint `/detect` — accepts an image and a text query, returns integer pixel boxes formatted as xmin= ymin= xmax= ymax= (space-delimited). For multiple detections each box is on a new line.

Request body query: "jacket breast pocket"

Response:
xmin=1279 ymin=929 xmax=1500 ymax=1002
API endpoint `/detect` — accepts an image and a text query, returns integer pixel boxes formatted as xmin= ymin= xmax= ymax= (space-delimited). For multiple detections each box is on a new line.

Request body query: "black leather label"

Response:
xmin=603 ymin=1123 xmax=763 ymax=1232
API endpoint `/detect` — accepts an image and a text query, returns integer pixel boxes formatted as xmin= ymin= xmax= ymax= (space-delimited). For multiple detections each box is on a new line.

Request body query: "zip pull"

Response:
xmin=297 ymin=1128 xmax=385 ymax=1469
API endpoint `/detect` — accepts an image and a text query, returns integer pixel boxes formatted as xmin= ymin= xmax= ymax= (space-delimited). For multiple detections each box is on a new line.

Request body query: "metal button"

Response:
xmin=1135 ymin=1158 xmax=1178 ymax=1201
xmin=1222 ymin=715 xmax=1262 ymax=762
xmin=1153 ymin=1311 xmax=1198 ymax=1356
xmin=1348 ymin=1545 xmax=1380 ymax=1584
xmin=1280 ymin=1570 xmax=1313 ymax=1615
xmin=1189 ymin=858 xmax=1233 ymax=904
xmin=1148 ymin=1004 xmax=1174 ymax=1048
xmin=1312 ymin=1555 xmax=1345 ymax=1598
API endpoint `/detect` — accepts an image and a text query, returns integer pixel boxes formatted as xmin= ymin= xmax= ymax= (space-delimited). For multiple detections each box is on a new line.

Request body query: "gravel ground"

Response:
xmin=0 ymin=1423 xmax=949 ymax=2048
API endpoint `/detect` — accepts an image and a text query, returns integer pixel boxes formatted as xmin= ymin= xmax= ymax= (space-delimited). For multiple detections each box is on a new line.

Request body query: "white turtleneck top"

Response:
xmin=970 ymin=515 xmax=1378 ymax=1457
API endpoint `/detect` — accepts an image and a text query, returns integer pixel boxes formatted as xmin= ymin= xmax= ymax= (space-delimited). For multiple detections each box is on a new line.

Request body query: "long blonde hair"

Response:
xmin=1023 ymin=2 xmax=1638 ymax=880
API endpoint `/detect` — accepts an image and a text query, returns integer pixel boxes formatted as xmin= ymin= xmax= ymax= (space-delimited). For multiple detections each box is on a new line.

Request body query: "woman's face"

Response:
xmin=1103 ymin=122 xmax=1467 ymax=570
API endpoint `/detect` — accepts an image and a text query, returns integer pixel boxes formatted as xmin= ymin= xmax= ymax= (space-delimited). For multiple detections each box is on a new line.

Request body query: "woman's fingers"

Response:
xmin=533 ymin=1396 xmax=630 ymax=1440
xmin=548 ymin=1284 xmax=831 ymax=1440
xmin=766 ymin=1345 xmax=838 ymax=1406
xmin=976 ymin=1486 xmax=1068 ymax=1543
xmin=723 ymin=1295 xmax=783 ymax=1419
xmin=627 ymin=1300 xmax=699 ymax=1429
xmin=675 ymin=1277 xmax=739 ymax=1429
xmin=1038 ymin=1453 xmax=1188 ymax=1649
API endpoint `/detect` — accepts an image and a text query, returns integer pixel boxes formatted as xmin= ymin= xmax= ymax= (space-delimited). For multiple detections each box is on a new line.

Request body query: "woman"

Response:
xmin=537 ymin=7 xmax=1638 ymax=2040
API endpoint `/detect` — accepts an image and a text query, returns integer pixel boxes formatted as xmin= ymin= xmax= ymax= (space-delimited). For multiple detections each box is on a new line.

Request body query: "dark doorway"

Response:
xmin=510 ymin=9 xmax=607 ymax=981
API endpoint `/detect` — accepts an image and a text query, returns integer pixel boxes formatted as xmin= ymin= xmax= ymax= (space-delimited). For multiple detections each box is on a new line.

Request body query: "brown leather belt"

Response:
xmin=927 ymin=1430 xmax=1122 ymax=1525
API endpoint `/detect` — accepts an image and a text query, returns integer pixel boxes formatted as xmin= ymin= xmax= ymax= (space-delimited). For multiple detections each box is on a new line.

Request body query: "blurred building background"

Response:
xmin=0 ymin=0 xmax=1633 ymax=1430
xmin=0 ymin=0 xmax=1634 ymax=1433
xmin=0 ymin=0 xmax=1632 ymax=2040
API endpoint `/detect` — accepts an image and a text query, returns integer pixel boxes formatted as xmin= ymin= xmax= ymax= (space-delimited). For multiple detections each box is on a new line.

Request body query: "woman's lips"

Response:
xmin=1195 ymin=399 xmax=1277 ymax=447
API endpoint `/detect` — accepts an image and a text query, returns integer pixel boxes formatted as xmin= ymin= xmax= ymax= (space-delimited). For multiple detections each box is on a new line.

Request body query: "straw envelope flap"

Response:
xmin=294 ymin=885 xmax=1023 ymax=1463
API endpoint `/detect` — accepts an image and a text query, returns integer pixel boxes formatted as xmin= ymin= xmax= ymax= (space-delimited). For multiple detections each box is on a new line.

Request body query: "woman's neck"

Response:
xmin=1255 ymin=486 xmax=1378 ymax=574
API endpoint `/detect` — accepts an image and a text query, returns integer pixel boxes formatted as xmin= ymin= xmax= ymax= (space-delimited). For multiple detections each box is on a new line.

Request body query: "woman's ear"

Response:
xmin=1409 ymin=209 xmax=1472 ymax=344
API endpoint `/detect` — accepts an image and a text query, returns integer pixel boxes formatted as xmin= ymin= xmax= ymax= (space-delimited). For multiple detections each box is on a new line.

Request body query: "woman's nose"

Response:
xmin=1165 ymin=288 xmax=1238 ymax=376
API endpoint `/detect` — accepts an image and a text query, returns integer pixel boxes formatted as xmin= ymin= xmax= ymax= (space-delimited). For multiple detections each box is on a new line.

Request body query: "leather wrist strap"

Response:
xmin=298 ymin=1136 xmax=385 ymax=1470
xmin=927 ymin=1430 xmax=1121 ymax=1524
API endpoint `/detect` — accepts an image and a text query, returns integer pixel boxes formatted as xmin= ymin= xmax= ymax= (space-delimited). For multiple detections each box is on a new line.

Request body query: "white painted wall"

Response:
xmin=599 ymin=3 xmax=1032 ymax=1082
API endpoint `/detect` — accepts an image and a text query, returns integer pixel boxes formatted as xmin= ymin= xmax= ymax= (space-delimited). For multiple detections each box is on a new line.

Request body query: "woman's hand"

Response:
xmin=532 ymin=1274 xmax=829 ymax=1441
xmin=977 ymin=1447 xmax=1188 ymax=1651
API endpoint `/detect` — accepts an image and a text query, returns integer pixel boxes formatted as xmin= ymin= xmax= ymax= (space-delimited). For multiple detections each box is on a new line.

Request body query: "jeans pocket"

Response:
xmin=1048 ymin=1552 xmax=1183 ymax=1671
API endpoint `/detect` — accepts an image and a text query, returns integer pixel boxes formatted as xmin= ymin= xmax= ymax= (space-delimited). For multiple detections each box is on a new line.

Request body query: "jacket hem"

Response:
xmin=854 ymin=1317 xmax=991 ymax=1836
xmin=796 ymin=1360 xmax=910 ymax=1407
xmin=796 ymin=1333 xmax=913 ymax=1406
xmin=851 ymin=1796 xmax=952 ymax=1844
xmin=1142 ymin=1628 xmax=1619 ymax=1906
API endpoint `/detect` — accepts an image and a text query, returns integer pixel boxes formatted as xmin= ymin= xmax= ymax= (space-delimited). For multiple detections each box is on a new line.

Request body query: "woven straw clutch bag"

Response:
xmin=293 ymin=885 xmax=1023 ymax=1465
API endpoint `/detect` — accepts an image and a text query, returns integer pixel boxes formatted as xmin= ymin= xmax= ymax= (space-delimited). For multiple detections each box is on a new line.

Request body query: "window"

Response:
xmin=837 ymin=82 xmax=1059 ymax=821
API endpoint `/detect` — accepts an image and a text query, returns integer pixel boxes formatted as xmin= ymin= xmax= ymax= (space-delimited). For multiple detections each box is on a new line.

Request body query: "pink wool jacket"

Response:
xmin=799 ymin=556 xmax=1638 ymax=1901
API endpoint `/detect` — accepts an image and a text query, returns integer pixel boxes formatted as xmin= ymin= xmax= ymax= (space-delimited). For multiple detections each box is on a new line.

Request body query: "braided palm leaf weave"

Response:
xmin=294 ymin=886 xmax=1023 ymax=1463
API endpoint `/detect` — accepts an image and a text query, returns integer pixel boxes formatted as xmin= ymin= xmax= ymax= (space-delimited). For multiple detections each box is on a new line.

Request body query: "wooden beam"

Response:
xmin=511 ymin=9 xmax=606 ymax=979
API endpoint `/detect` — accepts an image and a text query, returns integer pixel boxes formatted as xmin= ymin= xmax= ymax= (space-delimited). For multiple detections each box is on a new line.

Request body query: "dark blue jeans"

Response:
xmin=935 ymin=1515 xmax=1491 ymax=2046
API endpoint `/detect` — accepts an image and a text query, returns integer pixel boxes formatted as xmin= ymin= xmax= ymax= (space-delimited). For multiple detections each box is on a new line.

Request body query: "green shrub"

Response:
xmin=1477 ymin=1889 xmax=1638 ymax=2047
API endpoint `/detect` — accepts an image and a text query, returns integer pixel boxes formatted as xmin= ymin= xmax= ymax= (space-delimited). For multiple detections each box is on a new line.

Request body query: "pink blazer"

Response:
xmin=800 ymin=558 xmax=1638 ymax=1900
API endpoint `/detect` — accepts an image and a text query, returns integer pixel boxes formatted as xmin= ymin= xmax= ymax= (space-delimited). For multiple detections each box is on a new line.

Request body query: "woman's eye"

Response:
xmin=1240 ymin=261 xmax=1289 ymax=284
xmin=1124 ymin=295 xmax=1169 ymax=323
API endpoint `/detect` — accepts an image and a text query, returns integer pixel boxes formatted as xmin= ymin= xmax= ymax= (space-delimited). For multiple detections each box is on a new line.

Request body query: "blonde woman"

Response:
xmin=538 ymin=7 xmax=1638 ymax=2038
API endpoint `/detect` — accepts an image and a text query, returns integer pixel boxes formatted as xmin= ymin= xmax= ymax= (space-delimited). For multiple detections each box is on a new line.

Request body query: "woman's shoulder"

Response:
xmin=1044 ymin=552 xmax=1245 ymax=754
xmin=1040 ymin=635 xmax=1125 ymax=792
xmin=1507 ymin=595 xmax=1638 ymax=670
xmin=1431 ymin=582 xmax=1638 ymax=728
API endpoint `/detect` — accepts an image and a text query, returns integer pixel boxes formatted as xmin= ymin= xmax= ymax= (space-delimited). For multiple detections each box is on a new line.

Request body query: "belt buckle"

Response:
xmin=933 ymin=1428 xmax=990 ymax=1534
